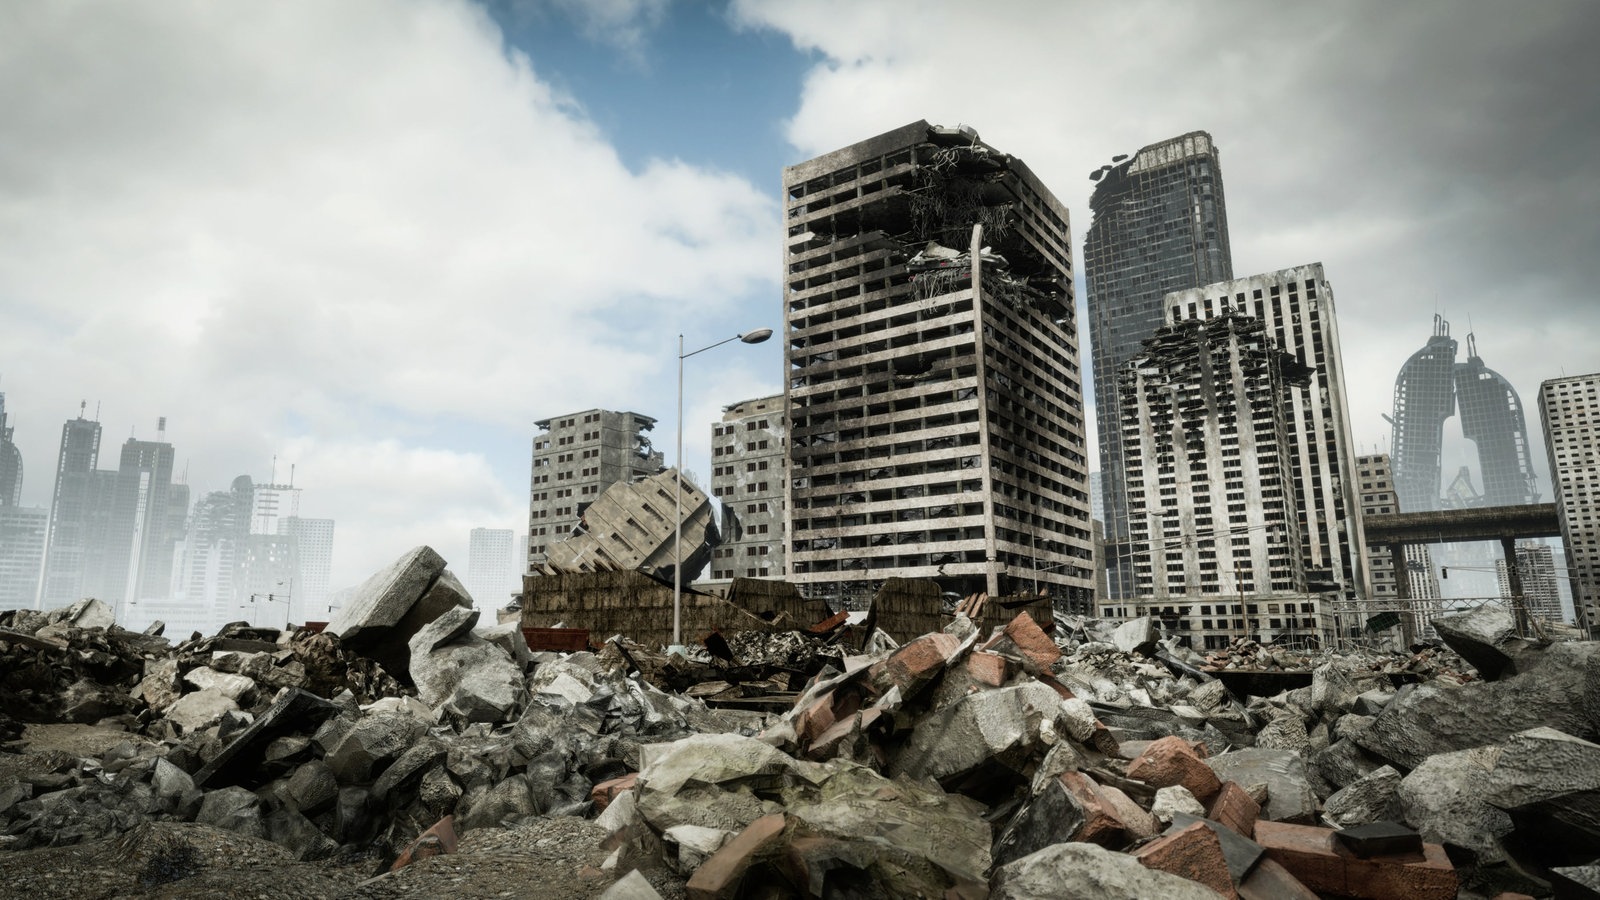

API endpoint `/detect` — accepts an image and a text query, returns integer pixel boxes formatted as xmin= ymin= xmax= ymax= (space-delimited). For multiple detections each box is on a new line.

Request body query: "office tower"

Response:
xmin=1390 ymin=317 xmax=1540 ymax=511
xmin=0 ymin=391 xmax=21 ymax=507
xmin=1538 ymin=373 xmax=1599 ymax=632
xmin=466 ymin=527 xmax=519 ymax=607
xmin=176 ymin=476 xmax=253 ymax=626
xmin=783 ymin=121 xmax=1093 ymax=610
xmin=38 ymin=409 xmax=106 ymax=607
xmin=709 ymin=395 xmax=785 ymax=580
xmin=1496 ymin=541 xmax=1563 ymax=625
xmin=282 ymin=516 xmax=334 ymax=622
xmin=528 ymin=410 xmax=664 ymax=573
xmin=1105 ymin=309 xmax=1312 ymax=649
xmin=0 ymin=505 xmax=48 ymax=611
xmin=101 ymin=421 xmax=178 ymax=614
xmin=1356 ymin=453 xmax=1440 ymax=640
xmin=1154 ymin=264 xmax=1370 ymax=640
xmin=1085 ymin=132 xmax=1234 ymax=599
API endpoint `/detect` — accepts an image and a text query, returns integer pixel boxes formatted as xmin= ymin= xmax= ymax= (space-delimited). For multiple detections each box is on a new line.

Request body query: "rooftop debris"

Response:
xmin=0 ymin=548 xmax=1596 ymax=897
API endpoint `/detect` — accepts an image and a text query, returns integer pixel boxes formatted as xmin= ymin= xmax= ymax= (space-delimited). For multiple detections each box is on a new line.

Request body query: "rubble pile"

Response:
xmin=1 ymin=554 xmax=1598 ymax=898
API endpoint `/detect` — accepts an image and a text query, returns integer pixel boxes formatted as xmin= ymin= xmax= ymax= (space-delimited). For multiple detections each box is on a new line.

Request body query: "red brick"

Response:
xmin=590 ymin=773 xmax=637 ymax=813
xmin=686 ymin=813 xmax=789 ymax=900
xmin=873 ymin=632 xmax=963 ymax=698
xmin=1100 ymin=784 xmax=1160 ymax=841
xmin=1058 ymin=771 xmax=1130 ymax=848
xmin=1135 ymin=820 xmax=1238 ymax=899
xmin=1207 ymin=781 xmax=1261 ymax=839
xmin=1127 ymin=736 xmax=1223 ymax=803
xmin=966 ymin=651 xmax=1008 ymax=687
xmin=389 ymin=814 xmax=457 ymax=871
xmin=1238 ymin=856 xmax=1319 ymax=900
xmin=809 ymin=610 xmax=849 ymax=634
xmin=804 ymin=708 xmax=884 ymax=761
xmin=1254 ymin=820 xmax=1456 ymax=900
xmin=1001 ymin=611 xmax=1062 ymax=670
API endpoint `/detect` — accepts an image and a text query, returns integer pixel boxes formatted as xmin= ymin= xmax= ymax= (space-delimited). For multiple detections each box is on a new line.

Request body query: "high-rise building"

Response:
xmin=1085 ymin=132 xmax=1234 ymax=600
xmin=1496 ymin=541 xmax=1563 ymax=625
xmin=176 ymin=476 xmax=253 ymax=627
xmin=0 ymin=391 xmax=21 ymax=508
xmin=528 ymin=410 xmax=664 ymax=573
xmin=1356 ymin=453 xmax=1440 ymax=641
xmin=1120 ymin=262 xmax=1369 ymax=640
xmin=709 ymin=395 xmax=785 ymax=581
xmin=38 ymin=409 xmax=107 ymax=608
xmin=282 ymin=516 xmax=334 ymax=623
xmin=782 ymin=121 xmax=1093 ymax=610
xmin=1390 ymin=317 xmax=1540 ymax=512
xmin=100 ymin=421 xmax=178 ymax=615
xmin=0 ymin=505 xmax=48 ymax=612
xmin=1538 ymin=373 xmax=1600 ymax=633
xmin=466 ymin=527 xmax=520 ymax=607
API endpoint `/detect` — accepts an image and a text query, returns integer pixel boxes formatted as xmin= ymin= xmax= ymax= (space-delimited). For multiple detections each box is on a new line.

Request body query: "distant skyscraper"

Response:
xmin=528 ymin=410 xmax=664 ymax=573
xmin=1085 ymin=132 xmax=1234 ymax=599
xmin=709 ymin=395 xmax=785 ymax=581
xmin=782 ymin=121 xmax=1092 ymax=610
xmin=1497 ymin=541 xmax=1563 ymax=625
xmin=0 ymin=506 xmax=48 ymax=612
xmin=1390 ymin=318 xmax=1540 ymax=511
xmin=466 ymin=527 xmax=519 ymax=607
xmin=101 ymin=421 xmax=178 ymax=615
xmin=1538 ymin=373 xmax=1600 ymax=633
xmin=38 ymin=409 xmax=106 ymax=608
xmin=0 ymin=391 xmax=21 ymax=507
xmin=176 ymin=476 xmax=253 ymax=627
xmin=282 ymin=516 xmax=334 ymax=623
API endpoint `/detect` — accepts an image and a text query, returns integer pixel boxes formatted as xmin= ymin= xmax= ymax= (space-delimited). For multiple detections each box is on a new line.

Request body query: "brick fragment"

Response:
xmin=1000 ymin=611 xmax=1061 ymax=670
xmin=591 ymin=773 xmax=637 ymax=813
xmin=1255 ymin=820 xmax=1456 ymax=900
xmin=804 ymin=708 xmax=884 ymax=761
xmin=1207 ymin=781 xmax=1261 ymax=838
xmin=966 ymin=651 xmax=1008 ymax=688
xmin=389 ymin=814 xmax=457 ymax=871
xmin=808 ymin=610 xmax=849 ymax=634
xmin=872 ymin=632 xmax=963 ymax=698
xmin=1135 ymin=820 xmax=1239 ymax=899
xmin=1058 ymin=771 xmax=1130 ymax=848
xmin=1100 ymin=784 xmax=1159 ymax=840
xmin=1127 ymin=735 xmax=1223 ymax=803
xmin=1238 ymin=856 xmax=1319 ymax=900
xmin=686 ymin=813 xmax=789 ymax=900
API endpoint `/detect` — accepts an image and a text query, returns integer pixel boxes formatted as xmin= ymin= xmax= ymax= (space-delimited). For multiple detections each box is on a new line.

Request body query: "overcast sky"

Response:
xmin=2 ymin=1 xmax=1596 ymax=592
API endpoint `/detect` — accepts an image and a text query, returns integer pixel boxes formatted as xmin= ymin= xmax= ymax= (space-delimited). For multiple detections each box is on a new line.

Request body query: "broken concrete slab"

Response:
xmin=326 ymin=545 xmax=446 ymax=647
xmin=992 ymin=841 xmax=1231 ymax=900
xmin=164 ymin=689 xmax=239 ymax=734
xmin=324 ymin=712 xmax=427 ymax=784
xmin=890 ymin=681 xmax=1064 ymax=795
xmin=1206 ymin=748 xmax=1318 ymax=824
xmin=195 ymin=687 xmax=343 ymax=789
xmin=1111 ymin=616 xmax=1159 ymax=656
xmin=1324 ymin=764 xmax=1404 ymax=828
xmin=1431 ymin=604 xmax=1531 ymax=680
xmin=1398 ymin=745 xmax=1514 ymax=863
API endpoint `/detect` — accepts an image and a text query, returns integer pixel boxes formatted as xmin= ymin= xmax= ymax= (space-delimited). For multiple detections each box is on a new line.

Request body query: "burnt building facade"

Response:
xmin=709 ymin=394 xmax=785 ymax=580
xmin=527 ymin=409 xmax=663 ymax=573
xmin=782 ymin=121 xmax=1093 ymax=611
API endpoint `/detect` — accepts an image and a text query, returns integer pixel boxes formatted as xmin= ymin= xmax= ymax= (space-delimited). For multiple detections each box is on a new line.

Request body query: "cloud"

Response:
xmin=733 ymin=0 xmax=1600 ymax=492
xmin=0 ymin=0 xmax=775 ymax=588
xmin=494 ymin=0 xmax=669 ymax=57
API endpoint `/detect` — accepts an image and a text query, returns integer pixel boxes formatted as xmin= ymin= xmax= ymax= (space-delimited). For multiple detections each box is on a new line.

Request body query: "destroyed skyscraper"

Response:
xmin=1538 ymin=372 xmax=1600 ymax=632
xmin=527 ymin=410 xmax=663 ymax=574
xmin=1084 ymin=132 xmax=1234 ymax=600
xmin=1389 ymin=316 xmax=1541 ymax=512
xmin=782 ymin=121 xmax=1093 ymax=610
xmin=0 ymin=391 xmax=20 ymax=508
xmin=709 ymin=395 xmax=785 ymax=581
xmin=1104 ymin=265 xmax=1368 ymax=645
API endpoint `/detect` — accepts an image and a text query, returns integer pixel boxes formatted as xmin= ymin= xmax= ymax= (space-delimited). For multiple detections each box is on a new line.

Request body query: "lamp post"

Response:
xmin=674 ymin=328 xmax=773 ymax=649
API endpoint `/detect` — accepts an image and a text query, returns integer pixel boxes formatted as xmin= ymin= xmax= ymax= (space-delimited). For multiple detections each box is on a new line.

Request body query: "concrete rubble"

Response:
xmin=1 ymin=558 xmax=1598 ymax=897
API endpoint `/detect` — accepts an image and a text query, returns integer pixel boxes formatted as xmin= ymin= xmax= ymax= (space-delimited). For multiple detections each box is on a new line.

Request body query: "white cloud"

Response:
xmin=733 ymin=0 xmax=1600 ymax=491
xmin=0 ymin=0 xmax=775 ymax=588
xmin=517 ymin=0 xmax=669 ymax=56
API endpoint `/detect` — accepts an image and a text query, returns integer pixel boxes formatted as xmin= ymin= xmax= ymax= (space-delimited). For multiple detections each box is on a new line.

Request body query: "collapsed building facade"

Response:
xmin=527 ymin=410 xmax=664 ymax=573
xmin=534 ymin=468 xmax=717 ymax=585
xmin=1103 ymin=265 xmax=1370 ymax=647
xmin=1085 ymin=132 xmax=1235 ymax=601
xmin=781 ymin=121 xmax=1093 ymax=611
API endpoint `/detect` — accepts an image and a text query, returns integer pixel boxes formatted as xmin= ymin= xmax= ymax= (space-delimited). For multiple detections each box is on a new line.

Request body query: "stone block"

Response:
xmin=326 ymin=545 xmax=446 ymax=646
xmin=1324 ymin=765 xmax=1403 ymax=828
xmin=1256 ymin=820 xmax=1457 ymax=900
xmin=685 ymin=812 xmax=788 ymax=900
xmin=967 ymin=651 xmax=1008 ymax=688
xmin=992 ymin=842 xmax=1229 ymax=900
xmin=1208 ymin=781 xmax=1261 ymax=838
xmin=1135 ymin=819 xmax=1238 ymax=899
xmin=1431 ymin=604 xmax=1523 ymax=680
xmin=1111 ymin=616 xmax=1159 ymax=655
xmin=1206 ymin=748 xmax=1317 ymax=823
xmin=1001 ymin=612 xmax=1061 ymax=670
xmin=1128 ymin=736 xmax=1222 ymax=804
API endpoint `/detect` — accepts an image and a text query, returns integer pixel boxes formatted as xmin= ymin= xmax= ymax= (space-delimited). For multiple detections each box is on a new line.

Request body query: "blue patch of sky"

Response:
xmin=479 ymin=1 xmax=815 ymax=187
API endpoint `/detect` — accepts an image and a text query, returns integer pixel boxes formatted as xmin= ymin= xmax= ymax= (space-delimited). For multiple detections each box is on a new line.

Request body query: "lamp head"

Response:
xmin=739 ymin=328 xmax=773 ymax=345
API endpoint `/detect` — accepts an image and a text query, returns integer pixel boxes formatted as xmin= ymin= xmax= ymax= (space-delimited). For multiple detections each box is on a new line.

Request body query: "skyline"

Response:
xmin=3 ymin=1 xmax=1597 ymax=591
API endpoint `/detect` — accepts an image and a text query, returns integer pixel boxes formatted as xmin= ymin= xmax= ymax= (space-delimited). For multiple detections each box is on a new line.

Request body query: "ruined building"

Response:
xmin=1389 ymin=316 xmax=1540 ymax=512
xmin=0 ymin=390 xmax=48 ymax=613
xmin=1495 ymin=540 xmax=1564 ymax=626
xmin=537 ymin=468 xmax=717 ymax=584
xmin=1356 ymin=453 xmax=1441 ymax=641
xmin=1085 ymin=132 xmax=1234 ymax=600
xmin=0 ymin=391 xmax=21 ymax=507
xmin=709 ymin=395 xmax=785 ymax=581
xmin=1100 ymin=309 xmax=1315 ymax=650
xmin=527 ymin=410 xmax=663 ymax=573
xmin=1116 ymin=264 xmax=1369 ymax=644
xmin=1538 ymin=372 xmax=1600 ymax=632
xmin=782 ymin=121 xmax=1093 ymax=611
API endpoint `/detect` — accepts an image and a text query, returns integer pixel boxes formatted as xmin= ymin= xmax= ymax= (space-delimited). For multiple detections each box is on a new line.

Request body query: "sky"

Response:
xmin=2 ymin=0 xmax=1597 ymax=594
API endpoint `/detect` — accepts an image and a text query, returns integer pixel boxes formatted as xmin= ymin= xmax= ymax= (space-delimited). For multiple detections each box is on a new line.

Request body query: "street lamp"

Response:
xmin=674 ymin=328 xmax=773 ymax=649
